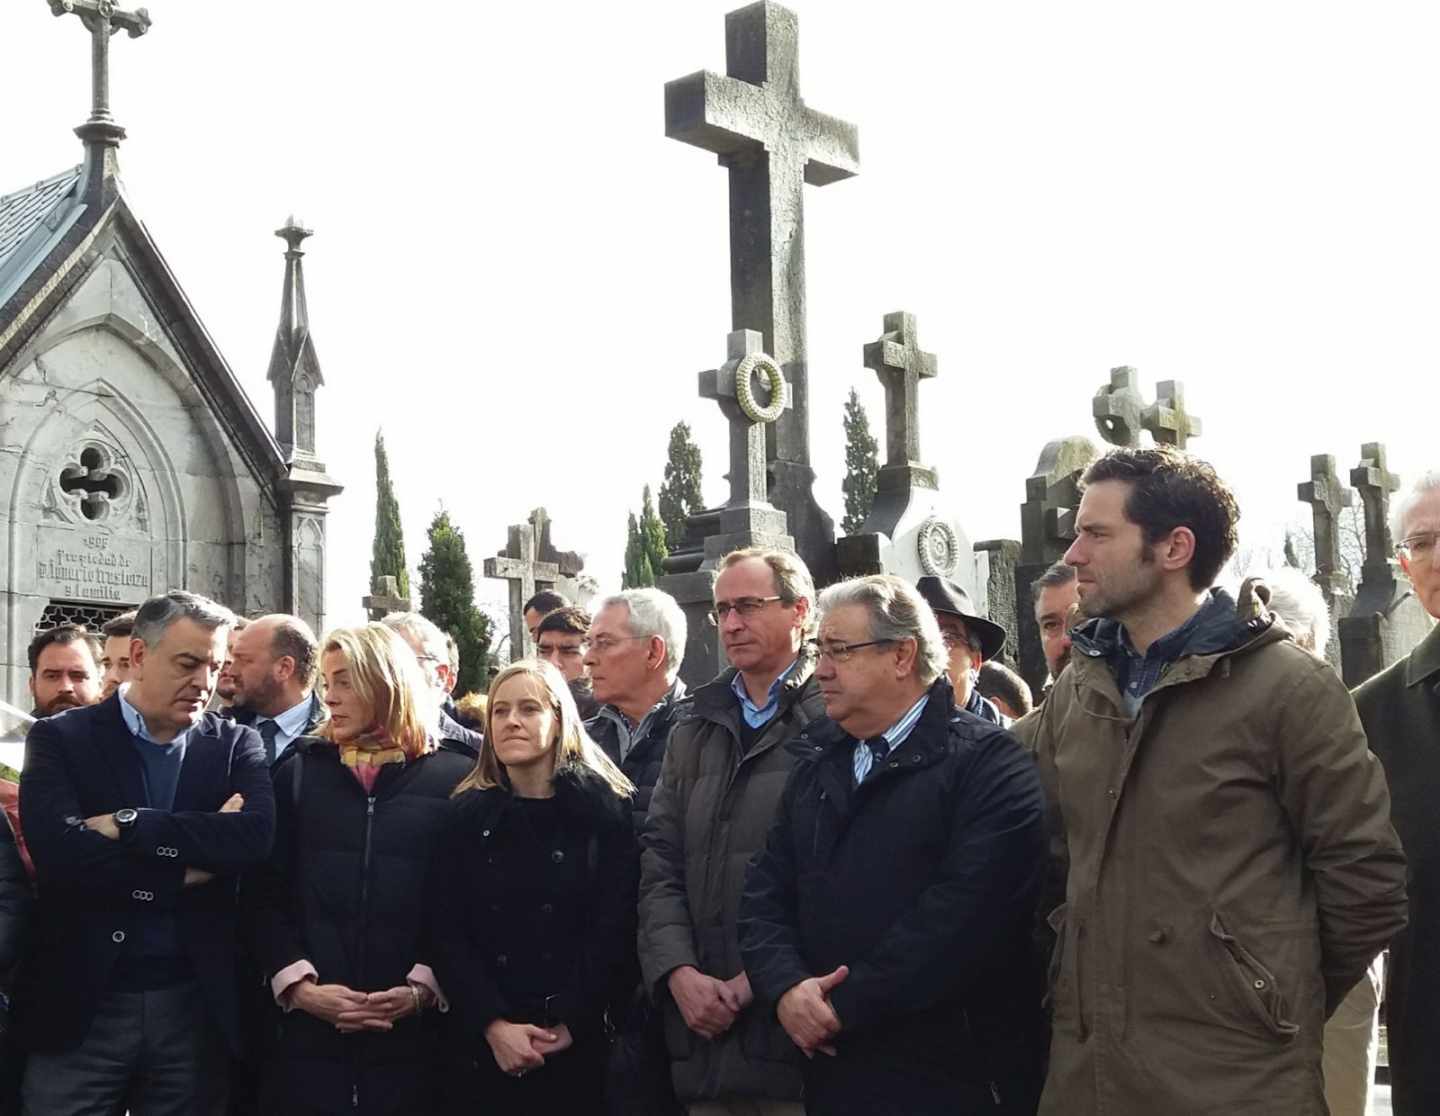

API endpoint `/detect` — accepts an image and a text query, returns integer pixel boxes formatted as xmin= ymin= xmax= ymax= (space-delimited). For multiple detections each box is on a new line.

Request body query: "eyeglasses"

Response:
xmin=812 ymin=638 xmax=896 ymax=663
xmin=1398 ymin=531 xmax=1439 ymax=562
xmin=586 ymin=635 xmax=651 ymax=655
xmin=708 ymin=596 xmax=783 ymax=624
xmin=938 ymin=628 xmax=980 ymax=653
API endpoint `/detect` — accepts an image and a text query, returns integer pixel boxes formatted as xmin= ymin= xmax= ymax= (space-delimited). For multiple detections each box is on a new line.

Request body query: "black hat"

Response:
xmin=914 ymin=576 xmax=1007 ymax=663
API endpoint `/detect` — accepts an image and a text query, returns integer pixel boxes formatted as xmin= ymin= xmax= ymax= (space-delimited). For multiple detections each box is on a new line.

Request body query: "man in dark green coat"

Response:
xmin=1354 ymin=472 xmax=1440 ymax=1116
xmin=639 ymin=548 xmax=824 ymax=1115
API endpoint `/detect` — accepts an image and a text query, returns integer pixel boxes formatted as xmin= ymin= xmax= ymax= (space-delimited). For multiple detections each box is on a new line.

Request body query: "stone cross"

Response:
xmin=1143 ymin=381 xmax=1202 ymax=449
xmin=1094 ymin=367 xmax=1202 ymax=450
xmin=665 ymin=0 xmax=859 ymax=580
xmin=1092 ymin=367 xmax=1146 ymax=447
xmin=49 ymin=0 xmax=152 ymax=134
xmin=701 ymin=329 xmax=790 ymax=510
xmin=1350 ymin=442 xmax=1400 ymax=571
xmin=863 ymin=312 xmax=936 ymax=468
xmin=1297 ymin=454 xmax=1353 ymax=584
xmin=484 ymin=522 xmax=560 ymax=659
xmin=362 ymin=575 xmax=410 ymax=622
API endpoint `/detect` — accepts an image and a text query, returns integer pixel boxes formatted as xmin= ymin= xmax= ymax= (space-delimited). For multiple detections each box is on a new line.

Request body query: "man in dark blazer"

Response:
xmin=228 ymin=613 xmax=326 ymax=765
xmin=15 ymin=590 xmax=276 ymax=1116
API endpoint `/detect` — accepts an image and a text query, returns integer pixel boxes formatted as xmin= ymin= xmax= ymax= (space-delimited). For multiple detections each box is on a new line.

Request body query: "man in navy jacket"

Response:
xmin=16 ymin=590 xmax=275 ymax=1116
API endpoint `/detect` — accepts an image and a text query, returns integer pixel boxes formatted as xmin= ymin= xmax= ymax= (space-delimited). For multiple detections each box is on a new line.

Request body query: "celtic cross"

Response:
xmin=699 ymin=329 xmax=790 ymax=511
xmin=49 ymin=0 xmax=152 ymax=134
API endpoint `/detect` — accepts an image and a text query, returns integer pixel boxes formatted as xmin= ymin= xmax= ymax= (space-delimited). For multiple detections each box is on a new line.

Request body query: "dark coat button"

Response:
xmin=551 ymin=850 xmax=565 ymax=864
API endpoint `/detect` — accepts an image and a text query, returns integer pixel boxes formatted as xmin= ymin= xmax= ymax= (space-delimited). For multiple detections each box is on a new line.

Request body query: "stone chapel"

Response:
xmin=0 ymin=2 xmax=340 ymax=707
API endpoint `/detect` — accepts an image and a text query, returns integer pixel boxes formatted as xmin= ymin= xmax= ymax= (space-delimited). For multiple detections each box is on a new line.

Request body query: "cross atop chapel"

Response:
xmin=50 ymin=0 xmax=151 ymax=142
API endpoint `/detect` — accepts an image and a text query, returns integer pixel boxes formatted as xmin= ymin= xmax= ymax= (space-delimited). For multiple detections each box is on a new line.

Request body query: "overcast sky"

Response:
xmin=3 ymin=1 xmax=1436 ymax=630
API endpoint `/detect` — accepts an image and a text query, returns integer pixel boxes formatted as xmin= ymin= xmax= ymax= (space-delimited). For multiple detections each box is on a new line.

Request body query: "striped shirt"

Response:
xmin=852 ymin=693 xmax=929 ymax=784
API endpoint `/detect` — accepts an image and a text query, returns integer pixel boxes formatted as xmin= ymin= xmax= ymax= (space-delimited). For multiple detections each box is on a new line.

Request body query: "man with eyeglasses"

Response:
xmin=536 ymin=606 xmax=600 ymax=719
xmin=640 ymin=548 xmax=825 ymax=1116
xmin=739 ymin=574 xmax=1047 ymax=1115
xmin=915 ymin=576 xmax=1009 ymax=725
xmin=381 ymin=611 xmax=484 ymax=759
xmin=1353 ymin=470 xmax=1440 ymax=1115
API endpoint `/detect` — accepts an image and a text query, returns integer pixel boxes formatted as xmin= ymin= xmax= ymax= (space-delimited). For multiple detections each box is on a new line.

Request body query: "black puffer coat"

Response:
xmin=426 ymin=762 xmax=640 ymax=1114
xmin=248 ymin=738 xmax=472 ymax=1115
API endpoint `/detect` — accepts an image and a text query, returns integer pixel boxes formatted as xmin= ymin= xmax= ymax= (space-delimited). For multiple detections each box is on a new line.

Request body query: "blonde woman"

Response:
xmin=427 ymin=659 xmax=638 ymax=1115
xmin=248 ymin=624 xmax=472 ymax=1115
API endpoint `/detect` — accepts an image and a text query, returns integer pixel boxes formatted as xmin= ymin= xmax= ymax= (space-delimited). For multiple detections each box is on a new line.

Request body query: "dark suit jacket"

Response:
xmin=14 ymin=694 xmax=276 ymax=1054
xmin=234 ymin=691 xmax=327 ymax=768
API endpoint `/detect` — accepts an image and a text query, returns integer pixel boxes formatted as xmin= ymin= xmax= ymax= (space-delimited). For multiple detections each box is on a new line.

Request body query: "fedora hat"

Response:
xmin=914 ymin=576 xmax=1007 ymax=663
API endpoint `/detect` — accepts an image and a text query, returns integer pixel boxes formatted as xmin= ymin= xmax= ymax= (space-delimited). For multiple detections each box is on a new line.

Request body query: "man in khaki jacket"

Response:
xmin=1028 ymin=446 xmax=1407 ymax=1116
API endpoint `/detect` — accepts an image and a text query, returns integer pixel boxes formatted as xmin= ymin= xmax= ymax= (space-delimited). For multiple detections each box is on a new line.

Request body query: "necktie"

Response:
xmin=854 ymin=735 xmax=891 ymax=784
xmin=258 ymin=719 xmax=280 ymax=764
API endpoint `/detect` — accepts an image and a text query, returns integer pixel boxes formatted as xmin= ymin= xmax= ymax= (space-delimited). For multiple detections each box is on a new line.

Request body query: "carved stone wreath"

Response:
xmin=734 ymin=352 xmax=789 ymax=424
xmin=916 ymin=516 xmax=959 ymax=577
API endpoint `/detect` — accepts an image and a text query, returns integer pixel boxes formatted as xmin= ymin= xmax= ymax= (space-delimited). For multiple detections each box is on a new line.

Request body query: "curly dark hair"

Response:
xmin=1082 ymin=446 xmax=1240 ymax=590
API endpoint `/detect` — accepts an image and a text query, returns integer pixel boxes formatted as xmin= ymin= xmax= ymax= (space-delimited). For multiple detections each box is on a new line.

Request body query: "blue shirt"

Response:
xmin=852 ymin=694 xmax=929 ymax=785
xmin=1108 ymin=596 xmax=1218 ymax=716
xmin=254 ymin=694 xmax=315 ymax=761
xmin=117 ymin=685 xmax=192 ymax=811
xmin=730 ymin=658 xmax=799 ymax=728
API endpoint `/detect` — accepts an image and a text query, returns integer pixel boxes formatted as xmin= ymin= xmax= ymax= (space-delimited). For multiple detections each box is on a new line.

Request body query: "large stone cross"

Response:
xmin=484 ymin=522 xmax=560 ymax=658
xmin=49 ymin=0 xmax=151 ymax=137
xmin=864 ymin=312 xmax=936 ymax=468
xmin=666 ymin=1 xmax=859 ymax=578
xmin=699 ymin=329 xmax=789 ymax=510
xmin=362 ymin=575 xmax=410 ymax=621
xmin=1297 ymin=454 xmax=1353 ymax=582
xmin=1093 ymin=367 xmax=1202 ymax=449
xmin=1350 ymin=442 xmax=1400 ymax=570
xmin=1143 ymin=381 xmax=1202 ymax=449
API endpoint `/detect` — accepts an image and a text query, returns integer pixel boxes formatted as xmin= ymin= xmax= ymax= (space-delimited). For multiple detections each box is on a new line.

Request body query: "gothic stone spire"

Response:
xmin=267 ymin=217 xmax=325 ymax=463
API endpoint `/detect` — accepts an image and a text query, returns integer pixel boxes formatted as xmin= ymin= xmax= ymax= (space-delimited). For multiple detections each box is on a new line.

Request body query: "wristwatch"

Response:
xmin=113 ymin=808 xmax=139 ymax=842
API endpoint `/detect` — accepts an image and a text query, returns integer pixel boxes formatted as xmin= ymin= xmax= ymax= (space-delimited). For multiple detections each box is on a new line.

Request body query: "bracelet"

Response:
xmin=410 ymin=985 xmax=423 ymax=1016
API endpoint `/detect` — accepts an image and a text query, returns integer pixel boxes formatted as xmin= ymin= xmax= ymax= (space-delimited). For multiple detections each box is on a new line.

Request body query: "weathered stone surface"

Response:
xmin=1297 ymin=453 xmax=1355 ymax=667
xmin=1094 ymin=367 xmax=1202 ymax=450
xmin=975 ymin=538 xmax=1021 ymax=667
xmin=1338 ymin=443 xmax=1435 ymax=687
xmin=484 ymin=521 xmax=560 ymax=661
xmin=363 ymin=575 xmax=410 ymax=622
xmin=661 ymin=330 xmax=794 ymax=687
xmin=665 ymin=0 xmax=859 ymax=584
xmin=864 ymin=311 xmax=935 ymax=469
xmin=1014 ymin=435 xmax=1099 ymax=696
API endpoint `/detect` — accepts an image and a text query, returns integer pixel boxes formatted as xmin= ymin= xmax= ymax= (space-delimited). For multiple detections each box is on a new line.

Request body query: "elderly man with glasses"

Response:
xmin=640 ymin=547 xmax=825 ymax=1116
xmin=380 ymin=611 xmax=484 ymax=759
xmin=738 ymin=574 xmax=1047 ymax=1116
xmin=1354 ymin=470 xmax=1440 ymax=1115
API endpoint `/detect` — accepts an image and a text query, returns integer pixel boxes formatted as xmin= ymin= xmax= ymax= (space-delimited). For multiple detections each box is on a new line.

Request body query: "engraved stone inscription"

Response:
xmin=34 ymin=527 xmax=152 ymax=603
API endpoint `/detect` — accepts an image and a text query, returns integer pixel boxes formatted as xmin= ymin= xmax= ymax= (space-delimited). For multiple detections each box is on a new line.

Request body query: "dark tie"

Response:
xmin=865 ymin=735 xmax=890 ymax=773
xmin=258 ymin=719 xmax=280 ymax=764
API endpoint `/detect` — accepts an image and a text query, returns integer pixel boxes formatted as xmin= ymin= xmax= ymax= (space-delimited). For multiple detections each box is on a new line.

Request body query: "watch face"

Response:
xmin=115 ymin=809 xmax=138 ymax=825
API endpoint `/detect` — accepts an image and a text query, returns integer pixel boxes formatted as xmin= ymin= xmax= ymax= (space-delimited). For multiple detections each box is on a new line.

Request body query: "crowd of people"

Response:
xmin=2 ymin=444 xmax=1437 ymax=1116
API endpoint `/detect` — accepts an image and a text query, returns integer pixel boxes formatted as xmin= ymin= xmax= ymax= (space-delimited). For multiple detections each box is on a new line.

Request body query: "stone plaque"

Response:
xmin=33 ymin=526 xmax=153 ymax=604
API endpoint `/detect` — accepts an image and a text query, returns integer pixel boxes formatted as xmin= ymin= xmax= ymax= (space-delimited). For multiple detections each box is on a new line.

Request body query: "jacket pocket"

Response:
xmin=1208 ymin=911 xmax=1299 ymax=1041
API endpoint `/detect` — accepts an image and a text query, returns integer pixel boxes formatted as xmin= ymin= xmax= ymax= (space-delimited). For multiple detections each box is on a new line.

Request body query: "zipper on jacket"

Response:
xmin=352 ymin=1082 xmax=358 ymax=1108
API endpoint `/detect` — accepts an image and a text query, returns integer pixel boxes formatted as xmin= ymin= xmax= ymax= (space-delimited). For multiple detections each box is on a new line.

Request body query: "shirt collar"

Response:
xmin=117 ymin=683 xmax=195 ymax=748
xmin=730 ymin=658 xmax=799 ymax=725
xmin=265 ymin=693 xmax=315 ymax=738
xmin=879 ymin=692 xmax=929 ymax=750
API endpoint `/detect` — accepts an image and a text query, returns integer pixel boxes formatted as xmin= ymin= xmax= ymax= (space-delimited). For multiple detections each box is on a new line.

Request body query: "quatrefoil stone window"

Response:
xmin=58 ymin=444 xmax=129 ymax=522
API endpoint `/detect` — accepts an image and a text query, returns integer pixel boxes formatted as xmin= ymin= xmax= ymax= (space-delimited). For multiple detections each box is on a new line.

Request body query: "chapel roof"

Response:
xmin=0 ymin=167 xmax=82 ymax=296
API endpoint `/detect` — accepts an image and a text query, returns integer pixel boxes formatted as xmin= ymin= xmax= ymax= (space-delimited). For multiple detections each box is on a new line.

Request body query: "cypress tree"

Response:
xmin=370 ymin=429 xmax=409 ymax=598
xmin=623 ymin=510 xmax=653 ymax=589
xmin=417 ymin=509 xmax=492 ymax=696
xmin=841 ymin=388 xmax=880 ymax=536
xmin=640 ymin=484 xmax=668 ymax=581
xmin=658 ymin=421 xmax=705 ymax=549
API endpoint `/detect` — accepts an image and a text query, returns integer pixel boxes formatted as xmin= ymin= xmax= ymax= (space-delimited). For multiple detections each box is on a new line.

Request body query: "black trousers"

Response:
xmin=21 ymin=983 xmax=228 ymax=1116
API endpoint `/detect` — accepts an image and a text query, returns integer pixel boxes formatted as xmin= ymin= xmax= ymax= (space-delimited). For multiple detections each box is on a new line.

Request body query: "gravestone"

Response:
xmin=362 ymin=575 xmax=410 ymax=622
xmin=836 ymin=311 xmax=975 ymax=595
xmin=661 ymin=330 xmax=794 ymax=686
xmin=0 ymin=6 xmax=340 ymax=704
xmin=1094 ymin=366 xmax=1202 ymax=450
xmin=1338 ymin=443 xmax=1435 ymax=687
xmin=483 ymin=507 xmax=585 ymax=661
xmin=665 ymin=0 xmax=859 ymax=584
xmin=1297 ymin=454 xmax=1355 ymax=668
xmin=1013 ymin=436 xmax=1100 ymax=697
xmin=974 ymin=538 xmax=1021 ymax=667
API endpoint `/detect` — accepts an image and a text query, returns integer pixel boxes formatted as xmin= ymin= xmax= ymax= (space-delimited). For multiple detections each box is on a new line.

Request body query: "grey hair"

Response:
xmin=132 ymin=590 xmax=235 ymax=648
xmin=718 ymin=546 xmax=819 ymax=637
xmin=1259 ymin=567 xmax=1330 ymax=655
xmin=597 ymin=588 xmax=687 ymax=681
xmin=1391 ymin=470 xmax=1440 ymax=544
xmin=380 ymin=611 xmax=449 ymax=663
xmin=817 ymin=575 xmax=948 ymax=686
